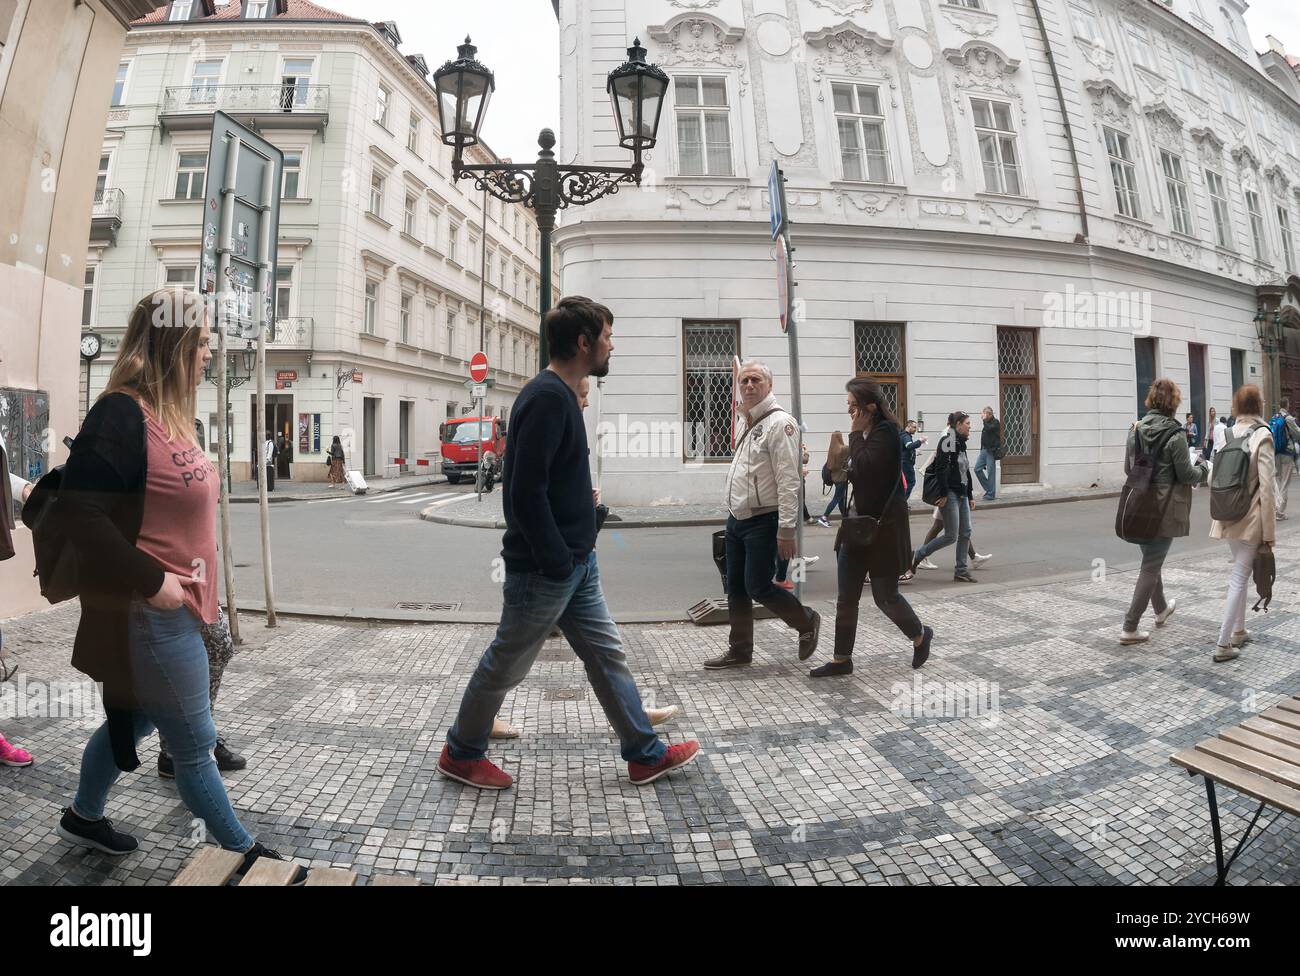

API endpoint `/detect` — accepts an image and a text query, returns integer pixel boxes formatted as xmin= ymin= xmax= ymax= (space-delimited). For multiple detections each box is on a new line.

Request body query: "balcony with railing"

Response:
xmin=90 ymin=187 xmax=123 ymax=245
xmin=269 ymin=316 xmax=314 ymax=354
xmin=160 ymin=84 xmax=329 ymax=133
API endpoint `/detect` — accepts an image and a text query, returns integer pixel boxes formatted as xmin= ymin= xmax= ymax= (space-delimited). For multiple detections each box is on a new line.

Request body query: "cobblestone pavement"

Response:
xmin=2 ymin=537 xmax=1297 ymax=886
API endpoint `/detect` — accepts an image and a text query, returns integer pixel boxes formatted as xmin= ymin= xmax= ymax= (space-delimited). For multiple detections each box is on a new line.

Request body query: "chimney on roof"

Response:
xmin=1267 ymin=34 xmax=1287 ymax=56
xmin=373 ymin=20 xmax=402 ymax=47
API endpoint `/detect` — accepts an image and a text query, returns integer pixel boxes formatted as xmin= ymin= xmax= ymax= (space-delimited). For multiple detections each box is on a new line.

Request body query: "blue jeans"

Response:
xmin=914 ymin=491 xmax=971 ymax=572
xmin=447 ymin=551 xmax=664 ymax=765
xmin=822 ymin=482 xmax=848 ymax=519
xmin=725 ymin=512 xmax=816 ymax=654
xmin=73 ymin=603 xmax=255 ymax=852
xmin=903 ymin=465 xmax=917 ymax=499
xmin=975 ymin=450 xmax=996 ymax=499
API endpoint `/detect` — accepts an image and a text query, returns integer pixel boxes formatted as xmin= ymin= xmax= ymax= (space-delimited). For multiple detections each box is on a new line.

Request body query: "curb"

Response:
xmin=229 ymin=477 xmax=445 ymax=504
xmin=234 ymin=602 xmax=694 ymax=626
xmin=419 ymin=488 xmax=1125 ymax=529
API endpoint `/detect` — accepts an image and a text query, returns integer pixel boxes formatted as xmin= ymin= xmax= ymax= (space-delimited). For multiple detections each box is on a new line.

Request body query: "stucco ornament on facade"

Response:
xmin=979 ymin=201 xmax=1036 ymax=227
xmin=1116 ymin=220 xmax=1153 ymax=249
xmin=1074 ymin=38 xmax=1115 ymax=73
xmin=918 ymin=197 xmax=967 ymax=218
xmin=941 ymin=3 xmax=998 ymax=38
xmin=1264 ymin=163 xmax=1291 ymax=197
xmin=1085 ymin=78 xmax=1134 ymax=132
xmin=808 ymin=0 xmax=874 ymax=14
xmin=667 ymin=0 xmax=722 ymax=8
xmin=803 ymin=23 xmax=896 ymax=91
xmin=1143 ymin=101 xmax=1185 ymax=149
xmin=648 ymin=15 xmax=749 ymax=94
xmin=1190 ymin=125 xmax=1227 ymax=166
xmin=834 ymin=188 xmax=901 ymax=215
xmin=943 ymin=42 xmax=1022 ymax=119
xmin=1232 ymin=143 xmax=1261 ymax=174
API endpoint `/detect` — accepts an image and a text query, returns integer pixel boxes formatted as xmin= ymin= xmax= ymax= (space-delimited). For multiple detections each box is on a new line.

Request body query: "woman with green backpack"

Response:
xmin=1208 ymin=384 xmax=1275 ymax=663
xmin=1118 ymin=378 xmax=1209 ymax=646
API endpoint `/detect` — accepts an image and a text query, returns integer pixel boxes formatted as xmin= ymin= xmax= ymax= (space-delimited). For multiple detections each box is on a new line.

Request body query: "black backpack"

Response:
xmin=821 ymin=461 xmax=833 ymax=487
xmin=1115 ymin=424 xmax=1180 ymax=540
xmin=20 ymin=436 xmax=79 ymax=604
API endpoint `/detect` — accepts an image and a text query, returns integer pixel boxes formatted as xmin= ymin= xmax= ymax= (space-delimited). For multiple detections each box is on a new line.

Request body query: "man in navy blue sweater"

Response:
xmin=439 ymin=296 xmax=701 ymax=790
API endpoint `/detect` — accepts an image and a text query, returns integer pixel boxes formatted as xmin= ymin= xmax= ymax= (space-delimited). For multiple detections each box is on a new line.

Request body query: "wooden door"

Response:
xmin=997 ymin=327 xmax=1039 ymax=484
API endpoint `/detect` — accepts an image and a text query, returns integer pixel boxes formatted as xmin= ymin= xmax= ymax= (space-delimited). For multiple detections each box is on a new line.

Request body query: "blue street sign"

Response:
xmin=768 ymin=161 xmax=784 ymax=240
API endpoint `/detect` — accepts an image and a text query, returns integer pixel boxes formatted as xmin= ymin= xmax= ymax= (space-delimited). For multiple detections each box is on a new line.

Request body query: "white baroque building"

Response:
xmin=84 ymin=0 xmax=553 ymax=483
xmin=554 ymin=0 xmax=1300 ymax=505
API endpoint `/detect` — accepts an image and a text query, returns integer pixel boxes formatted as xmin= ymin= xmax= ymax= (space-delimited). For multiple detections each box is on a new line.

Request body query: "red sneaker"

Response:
xmin=628 ymin=741 xmax=701 ymax=786
xmin=437 ymin=744 xmax=513 ymax=790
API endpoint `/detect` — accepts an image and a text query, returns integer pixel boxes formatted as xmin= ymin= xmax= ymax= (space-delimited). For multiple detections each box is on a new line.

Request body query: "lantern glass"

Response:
xmin=242 ymin=342 xmax=255 ymax=375
xmin=434 ymin=39 xmax=494 ymax=149
xmin=606 ymin=39 xmax=668 ymax=151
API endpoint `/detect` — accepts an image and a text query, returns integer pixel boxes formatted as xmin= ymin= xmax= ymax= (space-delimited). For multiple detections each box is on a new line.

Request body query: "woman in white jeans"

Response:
xmin=1209 ymin=385 xmax=1275 ymax=663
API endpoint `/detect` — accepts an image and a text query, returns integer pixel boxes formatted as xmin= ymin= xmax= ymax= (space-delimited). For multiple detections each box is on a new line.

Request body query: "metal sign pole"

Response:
xmin=255 ymin=153 xmax=276 ymax=628
xmin=216 ymin=136 xmax=240 ymax=646
xmin=772 ymin=164 xmax=804 ymax=598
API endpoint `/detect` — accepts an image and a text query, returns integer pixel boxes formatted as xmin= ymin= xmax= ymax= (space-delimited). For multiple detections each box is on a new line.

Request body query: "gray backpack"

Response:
xmin=1210 ymin=423 xmax=1266 ymax=522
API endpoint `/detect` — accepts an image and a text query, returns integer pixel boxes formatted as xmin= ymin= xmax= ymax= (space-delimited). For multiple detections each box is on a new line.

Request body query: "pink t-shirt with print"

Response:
xmin=135 ymin=404 xmax=219 ymax=624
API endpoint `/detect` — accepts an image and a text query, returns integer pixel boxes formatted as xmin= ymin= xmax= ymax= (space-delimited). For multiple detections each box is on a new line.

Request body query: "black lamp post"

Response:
xmin=204 ymin=340 xmax=256 ymax=491
xmin=434 ymin=36 xmax=668 ymax=370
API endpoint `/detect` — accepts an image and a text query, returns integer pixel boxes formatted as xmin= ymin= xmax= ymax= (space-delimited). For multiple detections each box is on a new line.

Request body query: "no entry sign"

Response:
xmin=469 ymin=351 xmax=488 ymax=383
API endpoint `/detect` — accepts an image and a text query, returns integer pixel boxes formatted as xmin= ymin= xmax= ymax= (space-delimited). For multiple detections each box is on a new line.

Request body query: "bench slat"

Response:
xmin=1171 ymin=749 xmax=1300 ymax=817
xmin=239 ymin=859 xmax=302 ymax=886
xmin=171 ymin=847 xmax=244 ymax=887
xmin=1275 ymin=698 xmax=1300 ymax=717
xmin=1241 ymin=717 xmax=1300 ymax=749
xmin=1219 ymin=726 xmax=1300 ymax=769
xmin=304 ymin=867 xmax=357 ymax=887
xmin=371 ymin=874 xmax=420 ymax=886
xmin=1259 ymin=706 xmax=1300 ymax=731
xmin=1194 ymin=738 xmax=1300 ymax=791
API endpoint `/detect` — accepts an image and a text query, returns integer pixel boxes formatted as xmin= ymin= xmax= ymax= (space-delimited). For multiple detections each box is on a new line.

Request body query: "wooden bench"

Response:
xmin=170 ymin=848 xmax=420 ymax=887
xmin=1170 ymin=695 xmax=1300 ymax=885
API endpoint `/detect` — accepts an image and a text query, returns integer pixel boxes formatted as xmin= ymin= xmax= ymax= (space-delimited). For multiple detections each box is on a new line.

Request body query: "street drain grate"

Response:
xmin=394 ymin=602 xmax=461 ymax=612
xmin=543 ymin=687 xmax=586 ymax=701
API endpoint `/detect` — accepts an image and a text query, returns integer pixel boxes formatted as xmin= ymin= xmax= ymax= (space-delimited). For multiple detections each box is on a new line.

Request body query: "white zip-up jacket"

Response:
xmin=724 ymin=392 xmax=802 ymax=539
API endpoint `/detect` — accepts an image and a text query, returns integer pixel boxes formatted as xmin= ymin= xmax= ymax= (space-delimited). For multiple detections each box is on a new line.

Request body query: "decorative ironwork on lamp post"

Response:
xmin=433 ymin=36 xmax=668 ymax=369
xmin=204 ymin=339 xmax=256 ymax=491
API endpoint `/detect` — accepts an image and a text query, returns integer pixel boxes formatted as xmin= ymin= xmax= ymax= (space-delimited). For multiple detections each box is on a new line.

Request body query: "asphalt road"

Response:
xmin=222 ymin=484 xmax=1282 ymax=619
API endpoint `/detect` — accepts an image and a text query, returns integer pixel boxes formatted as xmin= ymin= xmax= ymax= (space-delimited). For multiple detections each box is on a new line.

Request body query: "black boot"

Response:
xmin=158 ymin=750 xmax=175 ymax=780
xmin=214 ymin=737 xmax=247 ymax=772
xmin=809 ymin=658 xmax=852 ymax=678
xmin=912 ymin=625 xmax=934 ymax=670
xmin=704 ymin=648 xmax=753 ymax=670
xmin=231 ymin=842 xmax=308 ymax=886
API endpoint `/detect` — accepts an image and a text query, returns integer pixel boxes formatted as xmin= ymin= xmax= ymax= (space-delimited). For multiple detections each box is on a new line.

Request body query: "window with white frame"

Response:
xmin=82 ymin=267 xmax=96 ymax=327
xmin=1220 ymin=8 xmax=1246 ymax=48
xmin=369 ymin=171 xmax=385 ymax=216
xmin=404 ymin=192 xmax=417 ymax=236
xmin=949 ymin=0 xmax=982 ymax=7
xmin=280 ymin=59 xmax=313 ymax=109
xmin=175 ymin=151 xmax=207 ymax=200
xmin=95 ymin=152 xmax=111 ymax=200
xmin=189 ymin=60 xmax=221 ymax=103
xmin=169 ymin=1 xmax=192 ymax=21
xmin=1175 ymin=51 xmax=1200 ymax=95
xmin=165 ymin=265 xmax=196 ymax=288
xmin=1215 ymin=71 xmax=1242 ymax=118
xmin=1250 ymin=98 xmax=1270 ymax=140
xmin=1161 ymin=151 xmax=1193 ymax=236
xmin=486 ymin=251 xmax=495 ymax=287
xmin=1105 ymin=128 xmax=1140 ymax=218
xmin=1068 ymin=0 xmax=1104 ymax=43
xmin=408 ymin=111 xmax=420 ymax=153
xmin=427 ymin=205 xmax=440 ymax=249
xmin=972 ymin=98 xmax=1022 ymax=195
xmin=1124 ymin=22 xmax=1154 ymax=70
xmin=1279 ymin=205 xmax=1295 ymax=271
xmin=112 ymin=62 xmax=130 ymax=106
xmin=374 ymin=84 xmax=390 ymax=127
xmin=447 ymin=307 xmax=458 ymax=356
xmin=469 ymin=235 xmax=479 ymax=268
xmin=1206 ymin=169 xmax=1232 ymax=248
xmin=282 ymin=151 xmax=302 ymax=198
xmin=1246 ymin=190 xmax=1267 ymax=260
xmin=674 ymin=75 xmax=733 ymax=176
xmin=833 ymin=82 xmax=891 ymax=183
xmin=448 ymin=222 xmax=460 ymax=263
xmin=364 ymin=280 xmax=378 ymax=334
xmin=400 ymin=293 xmax=412 ymax=343
xmin=275 ymin=266 xmax=293 ymax=320
xmin=513 ymin=266 xmax=520 ymax=300
xmin=246 ymin=0 xmax=269 ymax=16
xmin=498 ymin=256 xmax=507 ymax=290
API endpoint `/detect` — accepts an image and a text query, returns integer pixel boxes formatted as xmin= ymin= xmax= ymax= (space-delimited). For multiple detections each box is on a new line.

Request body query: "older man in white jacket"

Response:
xmin=704 ymin=360 xmax=820 ymax=669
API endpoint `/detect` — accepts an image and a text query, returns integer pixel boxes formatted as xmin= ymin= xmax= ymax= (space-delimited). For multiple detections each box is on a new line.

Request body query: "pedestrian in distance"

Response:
xmin=816 ymin=431 xmax=849 ymax=527
xmin=262 ymin=434 xmax=276 ymax=492
xmin=903 ymin=412 xmax=979 ymax=582
xmin=1184 ymin=413 xmax=1199 ymax=450
xmin=439 ymin=296 xmax=700 ymax=789
xmin=1210 ymin=384 xmax=1275 ymax=663
xmin=325 ymin=435 xmax=346 ymax=487
xmin=55 ymin=287 xmax=305 ymax=882
xmin=810 ymin=378 xmax=933 ymax=678
xmin=1209 ymin=409 xmax=1228 ymax=458
xmin=900 ymin=420 xmax=926 ymax=501
xmin=704 ymin=359 xmax=822 ymax=670
xmin=1268 ymin=397 xmax=1300 ymax=520
xmin=907 ymin=501 xmax=991 ymax=576
xmin=1115 ymin=378 xmax=1209 ymax=646
xmin=975 ymin=406 xmax=1002 ymax=502
xmin=0 ymin=439 xmax=35 ymax=767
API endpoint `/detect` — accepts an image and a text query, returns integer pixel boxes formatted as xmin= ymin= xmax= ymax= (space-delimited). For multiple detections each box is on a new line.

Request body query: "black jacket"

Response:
xmin=899 ymin=431 xmax=921 ymax=469
xmin=981 ymin=417 xmax=1002 ymax=456
xmin=931 ymin=430 xmax=975 ymax=498
xmin=61 ymin=392 xmax=166 ymax=771
xmin=844 ymin=420 xmax=912 ymax=575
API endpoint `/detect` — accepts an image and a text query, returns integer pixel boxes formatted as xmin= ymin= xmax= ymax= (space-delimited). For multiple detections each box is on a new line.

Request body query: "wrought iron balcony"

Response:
xmin=269 ymin=316 xmax=314 ymax=351
xmin=90 ymin=187 xmax=123 ymax=245
xmin=160 ymin=84 xmax=329 ymax=133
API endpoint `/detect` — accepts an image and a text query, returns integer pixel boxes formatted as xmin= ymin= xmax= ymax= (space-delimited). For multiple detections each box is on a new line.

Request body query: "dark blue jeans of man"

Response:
xmin=903 ymin=465 xmax=917 ymax=499
xmin=725 ymin=511 xmax=816 ymax=657
xmin=446 ymin=550 xmax=665 ymax=765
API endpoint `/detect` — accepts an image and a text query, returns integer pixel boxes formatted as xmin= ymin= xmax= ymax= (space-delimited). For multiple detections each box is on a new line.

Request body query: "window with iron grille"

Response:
xmin=683 ymin=322 xmax=739 ymax=461
xmin=1160 ymin=150 xmax=1193 ymax=236
xmin=1105 ymin=128 xmax=1140 ymax=219
xmin=853 ymin=322 xmax=905 ymax=419
xmin=833 ymin=82 xmax=890 ymax=183
xmin=1206 ymin=169 xmax=1232 ymax=248
xmin=972 ymin=98 xmax=1021 ymax=196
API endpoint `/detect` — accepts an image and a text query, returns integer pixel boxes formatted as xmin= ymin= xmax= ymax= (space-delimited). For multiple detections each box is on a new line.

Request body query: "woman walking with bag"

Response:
xmin=809 ymin=378 xmax=933 ymax=677
xmin=1209 ymin=384 xmax=1275 ymax=663
xmin=1117 ymin=378 xmax=1209 ymax=645
xmin=815 ymin=431 xmax=849 ymax=527
xmin=55 ymin=288 xmax=305 ymax=881
xmin=325 ymin=435 xmax=346 ymax=487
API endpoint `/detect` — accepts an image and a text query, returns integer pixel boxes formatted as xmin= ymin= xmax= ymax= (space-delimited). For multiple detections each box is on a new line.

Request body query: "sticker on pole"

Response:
xmin=469 ymin=351 xmax=489 ymax=383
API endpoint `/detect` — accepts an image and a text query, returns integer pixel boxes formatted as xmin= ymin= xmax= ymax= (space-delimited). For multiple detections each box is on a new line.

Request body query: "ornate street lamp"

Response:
xmin=434 ymin=37 xmax=669 ymax=368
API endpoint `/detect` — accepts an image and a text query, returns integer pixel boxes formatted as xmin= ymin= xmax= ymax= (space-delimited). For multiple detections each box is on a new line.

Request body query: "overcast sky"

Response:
xmin=320 ymin=0 xmax=1298 ymax=165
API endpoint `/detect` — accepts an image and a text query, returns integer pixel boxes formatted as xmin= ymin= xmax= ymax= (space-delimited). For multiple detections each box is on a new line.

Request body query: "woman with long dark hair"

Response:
xmin=810 ymin=378 xmax=933 ymax=677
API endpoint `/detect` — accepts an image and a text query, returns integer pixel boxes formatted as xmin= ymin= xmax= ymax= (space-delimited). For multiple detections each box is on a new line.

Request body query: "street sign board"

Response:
xmin=276 ymin=370 xmax=297 ymax=382
xmin=775 ymin=235 xmax=789 ymax=333
xmin=200 ymin=112 xmax=283 ymax=340
xmin=469 ymin=351 xmax=489 ymax=383
xmin=768 ymin=161 xmax=784 ymax=241
xmin=472 ymin=383 xmax=487 ymax=400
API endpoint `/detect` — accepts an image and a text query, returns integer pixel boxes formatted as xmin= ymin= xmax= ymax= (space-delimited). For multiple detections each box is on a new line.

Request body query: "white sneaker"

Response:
xmin=1119 ymin=629 xmax=1150 ymax=645
xmin=646 ymin=705 xmax=679 ymax=726
xmin=1154 ymin=599 xmax=1177 ymax=627
xmin=803 ymin=555 xmax=820 ymax=566
xmin=971 ymin=552 xmax=993 ymax=567
xmin=816 ymin=517 xmax=831 ymax=528
xmin=1231 ymin=629 xmax=1252 ymax=647
xmin=918 ymin=558 xmax=939 ymax=570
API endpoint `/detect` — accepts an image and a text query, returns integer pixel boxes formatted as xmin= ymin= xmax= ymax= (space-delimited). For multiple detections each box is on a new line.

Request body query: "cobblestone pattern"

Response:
xmin=1 ymin=538 xmax=1297 ymax=886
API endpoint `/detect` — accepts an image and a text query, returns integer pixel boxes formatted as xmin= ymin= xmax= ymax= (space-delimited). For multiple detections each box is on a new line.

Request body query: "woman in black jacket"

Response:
xmin=809 ymin=378 xmax=933 ymax=677
xmin=906 ymin=411 xmax=978 ymax=582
